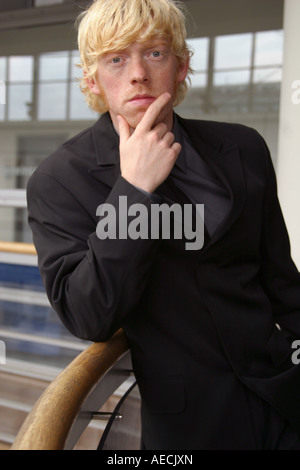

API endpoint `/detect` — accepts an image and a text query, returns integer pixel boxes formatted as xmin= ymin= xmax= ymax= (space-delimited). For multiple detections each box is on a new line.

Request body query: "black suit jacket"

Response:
xmin=27 ymin=112 xmax=300 ymax=449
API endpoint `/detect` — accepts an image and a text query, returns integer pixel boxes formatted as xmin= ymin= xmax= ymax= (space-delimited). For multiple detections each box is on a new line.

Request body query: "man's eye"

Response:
xmin=111 ymin=57 xmax=122 ymax=64
xmin=151 ymin=51 xmax=162 ymax=58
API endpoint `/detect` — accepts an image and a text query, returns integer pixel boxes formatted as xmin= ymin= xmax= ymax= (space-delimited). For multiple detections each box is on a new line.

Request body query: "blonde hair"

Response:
xmin=77 ymin=0 xmax=193 ymax=113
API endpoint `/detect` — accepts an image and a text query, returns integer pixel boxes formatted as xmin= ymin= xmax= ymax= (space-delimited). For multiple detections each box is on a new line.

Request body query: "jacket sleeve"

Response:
xmin=27 ymin=172 xmax=160 ymax=342
xmin=259 ymin=135 xmax=300 ymax=337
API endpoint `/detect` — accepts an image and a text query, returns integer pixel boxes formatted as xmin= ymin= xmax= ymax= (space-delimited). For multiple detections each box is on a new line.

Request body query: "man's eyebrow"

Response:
xmin=142 ymin=38 xmax=170 ymax=46
xmin=101 ymin=50 xmax=124 ymax=58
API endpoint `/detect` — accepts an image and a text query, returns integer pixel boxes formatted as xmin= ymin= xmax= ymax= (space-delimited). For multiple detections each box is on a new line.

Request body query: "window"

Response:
xmin=38 ymin=51 xmax=69 ymax=120
xmin=185 ymin=30 xmax=284 ymax=114
xmin=215 ymin=33 xmax=253 ymax=70
xmin=187 ymin=37 xmax=209 ymax=88
xmin=6 ymin=56 xmax=34 ymax=121
xmin=0 ymin=50 xmax=98 ymax=122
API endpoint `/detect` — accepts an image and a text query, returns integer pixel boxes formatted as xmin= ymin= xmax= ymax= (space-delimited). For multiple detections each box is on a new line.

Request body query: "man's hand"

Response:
xmin=117 ymin=93 xmax=181 ymax=193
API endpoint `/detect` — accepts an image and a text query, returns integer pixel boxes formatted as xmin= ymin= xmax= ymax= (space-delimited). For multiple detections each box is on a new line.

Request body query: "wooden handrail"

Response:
xmin=11 ymin=329 xmax=130 ymax=450
xmin=0 ymin=242 xmax=36 ymax=255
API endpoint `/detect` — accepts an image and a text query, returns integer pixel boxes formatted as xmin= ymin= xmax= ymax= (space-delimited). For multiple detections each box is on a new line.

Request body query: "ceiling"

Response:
xmin=0 ymin=0 xmax=284 ymax=33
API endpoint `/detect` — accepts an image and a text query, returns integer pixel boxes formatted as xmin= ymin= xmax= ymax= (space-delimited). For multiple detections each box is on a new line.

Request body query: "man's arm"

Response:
xmin=27 ymin=172 xmax=160 ymax=342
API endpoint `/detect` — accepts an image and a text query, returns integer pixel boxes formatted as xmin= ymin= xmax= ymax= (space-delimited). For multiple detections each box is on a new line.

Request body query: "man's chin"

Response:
xmin=126 ymin=110 xmax=148 ymax=131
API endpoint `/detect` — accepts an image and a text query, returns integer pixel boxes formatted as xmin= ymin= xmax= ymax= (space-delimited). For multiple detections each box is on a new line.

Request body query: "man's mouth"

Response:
xmin=129 ymin=94 xmax=156 ymax=106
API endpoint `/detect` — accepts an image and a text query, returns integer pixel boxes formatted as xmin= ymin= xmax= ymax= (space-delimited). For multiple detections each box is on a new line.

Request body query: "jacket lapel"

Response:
xmin=177 ymin=116 xmax=246 ymax=248
xmin=88 ymin=113 xmax=121 ymax=189
xmin=89 ymin=165 xmax=121 ymax=189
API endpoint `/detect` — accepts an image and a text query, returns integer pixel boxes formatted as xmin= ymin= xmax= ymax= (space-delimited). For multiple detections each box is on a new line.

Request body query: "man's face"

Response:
xmin=89 ymin=36 xmax=189 ymax=132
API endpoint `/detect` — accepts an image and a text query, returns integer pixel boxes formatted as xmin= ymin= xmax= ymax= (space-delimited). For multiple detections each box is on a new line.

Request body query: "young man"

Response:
xmin=27 ymin=0 xmax=300 ymax=449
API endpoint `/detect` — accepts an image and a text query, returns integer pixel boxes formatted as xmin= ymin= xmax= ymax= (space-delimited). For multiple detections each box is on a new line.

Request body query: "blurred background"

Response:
xmin=0 ymin=0 xmax=299 ymax=449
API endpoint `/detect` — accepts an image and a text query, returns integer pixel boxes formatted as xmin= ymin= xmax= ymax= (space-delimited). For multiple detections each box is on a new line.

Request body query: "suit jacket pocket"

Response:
xmin=267 ymin=325 xmax=292 ymax=367
xmin=137 ymin=375 xmax=186 ymax=414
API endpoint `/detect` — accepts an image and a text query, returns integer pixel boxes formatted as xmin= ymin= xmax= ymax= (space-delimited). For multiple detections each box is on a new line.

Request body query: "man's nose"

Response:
xmin=129 ymin=58 xmax=149 ymax=84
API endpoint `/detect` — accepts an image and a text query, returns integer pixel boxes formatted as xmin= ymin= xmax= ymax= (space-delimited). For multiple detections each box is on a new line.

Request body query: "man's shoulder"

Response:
xmin=30 ymin=117 xmax=104 ymax=184
xmin=177 ymin=115 xmax=262 ymax=143
xmin=176 ymin=114 xmax=271 ymax=180
xmin=42 ymin=125 xmax=95 ymax=169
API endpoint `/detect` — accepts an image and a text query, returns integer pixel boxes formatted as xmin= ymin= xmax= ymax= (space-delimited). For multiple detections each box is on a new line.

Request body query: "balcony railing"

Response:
xmin=11 ymin=329 xmax=140 ymax=450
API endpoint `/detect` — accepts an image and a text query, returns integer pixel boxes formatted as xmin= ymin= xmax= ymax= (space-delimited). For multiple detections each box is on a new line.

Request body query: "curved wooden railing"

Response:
xmin=11 ymin=329 xmax=131 ymax=450
xmin=0 ymin=241 xmax=36 ymax=255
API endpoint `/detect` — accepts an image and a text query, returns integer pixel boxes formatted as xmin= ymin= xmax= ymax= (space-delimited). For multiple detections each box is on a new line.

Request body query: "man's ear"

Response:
xmin=86 ymin=75 xmax=101 ymax=95
xmin=177 ymin=56 xmax=190 ymax=83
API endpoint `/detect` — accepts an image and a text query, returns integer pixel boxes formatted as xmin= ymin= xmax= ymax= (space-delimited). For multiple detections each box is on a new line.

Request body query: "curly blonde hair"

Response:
xmin=76 ymin=0 xmax=193 ymax=113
